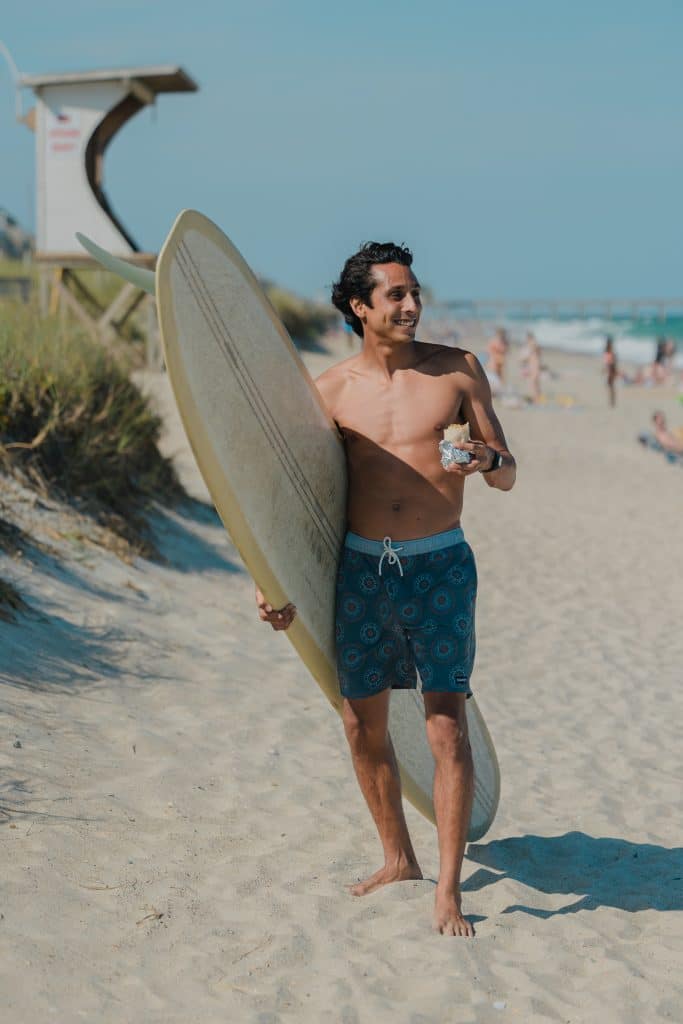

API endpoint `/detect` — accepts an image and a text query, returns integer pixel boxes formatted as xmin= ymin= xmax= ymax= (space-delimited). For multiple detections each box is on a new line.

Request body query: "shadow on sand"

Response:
xmin=150 ymin=497 xmax=243 ymax=575
xmin=0 ymin=610 xmax=177 ymax=696
xmin=0 ymin=499 xmax=242 ymax=695
xmin=464 ymin=832 xmax=683 ymax=916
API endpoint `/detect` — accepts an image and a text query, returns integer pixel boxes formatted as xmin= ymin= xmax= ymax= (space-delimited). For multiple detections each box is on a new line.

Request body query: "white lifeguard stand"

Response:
xmin=20 ymin=65 xmax=197 ymax=362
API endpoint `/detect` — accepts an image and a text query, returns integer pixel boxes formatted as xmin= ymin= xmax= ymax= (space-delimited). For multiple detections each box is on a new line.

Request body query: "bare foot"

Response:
xmin=350 ymin=859 xmax=423 ymax=897
xmin=433 ymin=886 xmax=475 ymax=937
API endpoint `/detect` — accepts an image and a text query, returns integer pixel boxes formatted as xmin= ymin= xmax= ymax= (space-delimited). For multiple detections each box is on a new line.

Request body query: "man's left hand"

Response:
xmin=444 ymin=441 xmax=496 ymax=476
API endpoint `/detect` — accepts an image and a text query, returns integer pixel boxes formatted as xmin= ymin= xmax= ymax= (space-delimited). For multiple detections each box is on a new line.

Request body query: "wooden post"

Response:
xmin=145 ymin=294 xmax=162 ymax=370
xmin=34 ymin=253 xmax=156 ymax=359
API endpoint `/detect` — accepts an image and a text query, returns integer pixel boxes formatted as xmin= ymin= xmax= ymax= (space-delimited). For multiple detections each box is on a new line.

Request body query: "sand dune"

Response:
xmin=2 ymin=340 xmax=682 ymax=1023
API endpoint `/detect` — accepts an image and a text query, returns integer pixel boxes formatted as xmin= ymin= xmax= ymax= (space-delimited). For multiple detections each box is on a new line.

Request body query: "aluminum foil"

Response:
xmin=439 ymin=440 xmax=472 ymax=468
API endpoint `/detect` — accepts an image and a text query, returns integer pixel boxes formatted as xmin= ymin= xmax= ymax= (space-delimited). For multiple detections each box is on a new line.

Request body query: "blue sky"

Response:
xmin=1 ymin=1 xmax=681 ymax=301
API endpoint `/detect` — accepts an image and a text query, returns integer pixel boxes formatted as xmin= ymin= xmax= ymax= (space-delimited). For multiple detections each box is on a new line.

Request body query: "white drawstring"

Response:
xmin=378 ymin=536 xmax=404 ymax=577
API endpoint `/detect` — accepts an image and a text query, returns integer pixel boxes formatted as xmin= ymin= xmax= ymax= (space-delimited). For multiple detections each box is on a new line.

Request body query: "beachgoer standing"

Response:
xmin=520 ymin=331 xmax=542 ymax=403
xmin=485 ymin=327 xmax=509 ymax=394
xmin=603 ymin=336 xmax=618 ymax=407
xmin=256 ymin=242 xmax=516 ymax=937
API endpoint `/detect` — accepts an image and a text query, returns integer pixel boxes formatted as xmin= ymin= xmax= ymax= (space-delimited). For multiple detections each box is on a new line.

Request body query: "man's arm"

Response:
xmin=451 ymin=351 xmax=516 ymax=491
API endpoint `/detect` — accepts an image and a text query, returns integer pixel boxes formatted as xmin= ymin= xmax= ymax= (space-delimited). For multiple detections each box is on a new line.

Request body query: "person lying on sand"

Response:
xmin=256 ymin=241 xmax=516 ymax=938
xmin=652 ymin=410 xmax=683 ymax=454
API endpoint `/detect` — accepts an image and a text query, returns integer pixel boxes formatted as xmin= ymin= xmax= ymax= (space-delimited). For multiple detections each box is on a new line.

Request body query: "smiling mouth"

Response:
xmin=394 ymin=319 xmax=416 ymax=327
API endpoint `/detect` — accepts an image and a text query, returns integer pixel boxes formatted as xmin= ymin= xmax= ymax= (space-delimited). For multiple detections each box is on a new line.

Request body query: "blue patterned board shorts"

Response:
xmin=335 ymin=528 xmax=477 ymax=701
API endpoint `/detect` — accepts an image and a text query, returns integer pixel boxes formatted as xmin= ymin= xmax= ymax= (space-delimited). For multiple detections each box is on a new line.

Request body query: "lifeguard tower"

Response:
xmin=20 ymin=65 xmax=198 ymax=362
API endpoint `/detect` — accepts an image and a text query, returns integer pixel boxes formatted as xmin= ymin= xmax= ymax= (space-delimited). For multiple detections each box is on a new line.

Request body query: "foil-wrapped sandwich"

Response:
xmin=439 ymin=421 xmax=472 ymax=468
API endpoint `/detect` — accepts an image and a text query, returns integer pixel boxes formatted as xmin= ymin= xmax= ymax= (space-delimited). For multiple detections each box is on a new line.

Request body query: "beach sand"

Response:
xmin=1 ymin=336 xmax=682 ymax=1023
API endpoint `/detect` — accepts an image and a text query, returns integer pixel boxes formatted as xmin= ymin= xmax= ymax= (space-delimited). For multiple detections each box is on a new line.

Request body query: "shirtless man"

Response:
xmin=257 ymin=242 xmax=516 ymax=937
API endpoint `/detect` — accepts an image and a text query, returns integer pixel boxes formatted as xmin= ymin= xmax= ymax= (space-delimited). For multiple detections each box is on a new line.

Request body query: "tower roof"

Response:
xmin=20 ymin=65 xmax=197 ymax=94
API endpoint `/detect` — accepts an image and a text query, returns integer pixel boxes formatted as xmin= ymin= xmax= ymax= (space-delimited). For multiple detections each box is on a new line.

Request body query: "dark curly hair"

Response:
xmin=331 ymin=241 xmax=414 ymax=338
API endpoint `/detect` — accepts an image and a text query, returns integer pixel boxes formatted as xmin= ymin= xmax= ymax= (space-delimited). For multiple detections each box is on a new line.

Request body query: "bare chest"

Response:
xmin=335 ymin=373 xmax=464 ymax=449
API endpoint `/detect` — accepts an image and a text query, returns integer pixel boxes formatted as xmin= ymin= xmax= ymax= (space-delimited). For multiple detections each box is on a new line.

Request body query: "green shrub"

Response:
xmin=0 ymin=301 xmax=181 ymax=554
xmin=0 ymin=576 xmax=27 ymax=621
xmin=262 ymin=283 xmax=336 ymax=349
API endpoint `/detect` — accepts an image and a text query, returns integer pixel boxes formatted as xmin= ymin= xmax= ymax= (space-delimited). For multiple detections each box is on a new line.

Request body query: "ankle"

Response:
xmin=386 ymin=850 xmax=418 ymax=871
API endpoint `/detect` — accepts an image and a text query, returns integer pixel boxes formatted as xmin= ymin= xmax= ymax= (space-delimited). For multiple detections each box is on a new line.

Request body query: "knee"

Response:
xmin=342 ymin=701 xmax=386 ymax=754
xmin=426 ymin=714 xmax=471 ymax=763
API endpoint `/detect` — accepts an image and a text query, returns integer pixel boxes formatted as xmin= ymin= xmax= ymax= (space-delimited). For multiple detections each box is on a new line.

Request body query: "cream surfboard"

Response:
xmin=77 ymin=212 xmax=500 ymax=840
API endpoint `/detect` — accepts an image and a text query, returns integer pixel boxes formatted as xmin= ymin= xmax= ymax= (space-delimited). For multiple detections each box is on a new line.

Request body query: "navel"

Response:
xmin=391 ymin=501 xmax=401 ymax=513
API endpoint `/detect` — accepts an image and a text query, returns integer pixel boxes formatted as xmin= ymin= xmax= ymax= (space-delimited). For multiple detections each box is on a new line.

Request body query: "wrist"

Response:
xmin=481 ymin=448 xmax=503 ymax=474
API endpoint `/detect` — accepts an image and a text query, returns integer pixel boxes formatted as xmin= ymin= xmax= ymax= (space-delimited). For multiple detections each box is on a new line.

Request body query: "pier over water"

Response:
xmin=445 ymin=299 xmax=683 ymax=321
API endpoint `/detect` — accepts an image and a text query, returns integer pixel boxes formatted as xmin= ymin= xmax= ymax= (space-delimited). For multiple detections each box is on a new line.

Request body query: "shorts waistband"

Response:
xmin=344 ymin=527 xmax=465 ymax=556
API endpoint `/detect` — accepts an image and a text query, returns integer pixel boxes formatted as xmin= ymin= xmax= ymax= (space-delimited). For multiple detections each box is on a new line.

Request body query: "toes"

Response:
xmin=433 ymin=912 xmax=474 ymax=937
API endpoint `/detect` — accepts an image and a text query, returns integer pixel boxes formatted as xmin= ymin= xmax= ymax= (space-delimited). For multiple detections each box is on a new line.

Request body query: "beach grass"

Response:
xmin=263 ymin=282 xmax=337 ymax=349
xmin=0 ymin=258 xmax=37 ymax=281
xmin=0 ymin=301 xmax=181 ymax=556
xmin=1 ymin=262 xmax=334 ymax=352
xmin=0 ymin=575 xmax=28 ymax=621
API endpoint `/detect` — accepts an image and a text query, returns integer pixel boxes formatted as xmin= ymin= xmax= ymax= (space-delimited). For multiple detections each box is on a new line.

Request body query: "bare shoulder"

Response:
xmin=315 ymin=355 xmax=361 ymax=415
xmin=416 ymin=342 xmax=486 ymax=380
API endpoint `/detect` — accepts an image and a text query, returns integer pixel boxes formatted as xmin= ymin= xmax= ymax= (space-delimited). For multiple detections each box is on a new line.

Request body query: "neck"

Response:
xmin=359 ymin=336 xmax=418 ymax=379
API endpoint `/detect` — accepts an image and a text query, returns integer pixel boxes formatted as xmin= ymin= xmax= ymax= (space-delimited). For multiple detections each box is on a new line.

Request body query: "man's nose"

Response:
xmin=403 ymin=295 xmax=419 ymax=313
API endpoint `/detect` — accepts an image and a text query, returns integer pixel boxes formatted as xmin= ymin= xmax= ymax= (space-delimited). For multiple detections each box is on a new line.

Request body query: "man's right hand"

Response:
xmin=255 ymin=587 xmax=297 ymax=631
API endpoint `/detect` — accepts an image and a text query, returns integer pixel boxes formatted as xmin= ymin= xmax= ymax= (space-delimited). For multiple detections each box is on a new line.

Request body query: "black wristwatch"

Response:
xmin=481 ymin=449 xmax=503 ymax=473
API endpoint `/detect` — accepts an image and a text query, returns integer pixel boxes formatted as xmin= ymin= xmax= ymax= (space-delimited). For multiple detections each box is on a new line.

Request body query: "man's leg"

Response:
xmin=342 ymin=689 xmax=422 ymax=896
xmin=423 ymin=691 xmax=475 ymax=937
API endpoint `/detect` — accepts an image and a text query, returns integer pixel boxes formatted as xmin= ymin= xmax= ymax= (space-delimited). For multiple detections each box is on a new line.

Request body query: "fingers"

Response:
xmin=266 ymin=605 xmax=297 ymax=631
xmin=445 ymin=463 xmax=478 ymax=475
xmin=445 ymin=458 xmax=483 ymax=476
xmin=255 ymin=586 xmax=297 ymax=631
xmin=259 ymin=603 xmax=296 ymax=623
xmin=444 ymin=441 xmax=490 ymax=475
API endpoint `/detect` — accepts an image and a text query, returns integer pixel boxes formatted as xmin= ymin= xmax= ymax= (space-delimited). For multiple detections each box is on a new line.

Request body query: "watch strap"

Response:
xmin=481 ymin=449 xmax=503 ymax=473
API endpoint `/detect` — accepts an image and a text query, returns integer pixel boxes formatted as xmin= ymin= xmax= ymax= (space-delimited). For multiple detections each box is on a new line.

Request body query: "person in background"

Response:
xmin=651 ymin=410 xmax=683 ymax=454
xmin=652 ymin=337 xmax=669 ymax=385
xmin=485 ymin=327 xmax=509 ymax=394
xmin=636 ymin=336 xmax=677 ymax=387
xmin=520 ymin=331 xmax=542 ymax=403
xmin=663 ymin=339 xmax=677 ymax=382
xmin=603 ymin=336 xmax=618 ymax=407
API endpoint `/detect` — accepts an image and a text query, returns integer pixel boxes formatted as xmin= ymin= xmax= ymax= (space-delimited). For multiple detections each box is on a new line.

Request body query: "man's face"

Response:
xmin=353 ymin=263 xmax=422 ymax=344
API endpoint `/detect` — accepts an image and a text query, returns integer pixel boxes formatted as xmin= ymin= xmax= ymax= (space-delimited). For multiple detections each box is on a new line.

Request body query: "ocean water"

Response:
xmin=500 ymin=314 xmax=683 ymax=368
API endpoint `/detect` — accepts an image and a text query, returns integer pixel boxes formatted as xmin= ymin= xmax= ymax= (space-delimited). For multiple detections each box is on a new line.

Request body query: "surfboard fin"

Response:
xmin=75 ymin=233 xmax=156 ymax=295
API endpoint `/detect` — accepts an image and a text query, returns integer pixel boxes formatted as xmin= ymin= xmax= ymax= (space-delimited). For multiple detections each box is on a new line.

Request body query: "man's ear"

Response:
xmin=349 ymin=296 xmax=365 ymax=321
